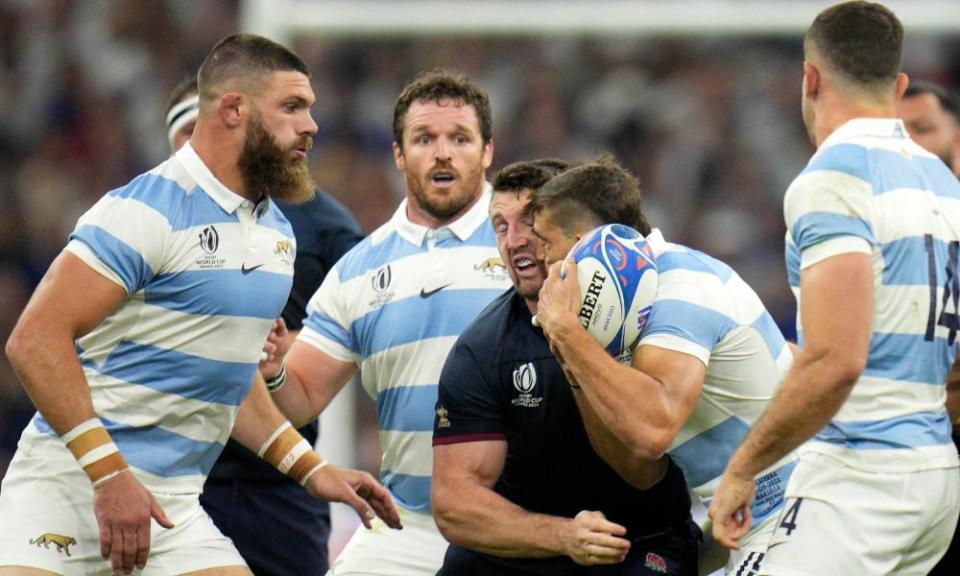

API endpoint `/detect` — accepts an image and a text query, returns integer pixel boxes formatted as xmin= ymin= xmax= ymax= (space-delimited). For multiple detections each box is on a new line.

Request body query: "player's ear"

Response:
xmin=803 ymin=61 xmax=820 ymax=100
xmin=894 ymin=73 xmax=909 ymax=101
xmin=392 ymin=142 xmax=406 ymax=172
xmin=218 ymin=92 xmax=243 ymax=129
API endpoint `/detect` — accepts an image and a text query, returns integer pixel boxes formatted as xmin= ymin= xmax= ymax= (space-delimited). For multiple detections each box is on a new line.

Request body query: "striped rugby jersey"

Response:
xmin=785 ymin=118 xmax=960 ymax=472
xmin=298 ymin=189 xmax=511 ymax=511
xmin=639 ymin=229 xmax=797 ymax=527
xmin=28 ymin=142 xmax=294 ymax=494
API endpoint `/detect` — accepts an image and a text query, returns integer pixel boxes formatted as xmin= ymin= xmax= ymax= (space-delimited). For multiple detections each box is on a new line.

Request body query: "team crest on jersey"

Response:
xmin=274 ymin=239 xmax=294 ymax=266
xmin=511 ymin=362 xmax=542 ymax=408
xmin=436 ymin=405 xmax=451 ymax=429
xmin=368 ymin=265 xmax=396 ymax=307
xmin=474 ymin=257 xmax=509 ymax=282
xmin=29 ymin=533 xmax=76 ymax=556
xmin=644 ymin=552 xmax=668 ymax=573
xmin=195 ymin=225 xmax=226 ymax=269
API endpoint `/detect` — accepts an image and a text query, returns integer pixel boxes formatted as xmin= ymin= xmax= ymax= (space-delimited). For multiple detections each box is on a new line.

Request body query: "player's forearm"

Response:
xmin=433 ymin=479 xmax=571 ymax=558
xmin=6 ymin=319 xmax=99 ymax=434
xmin=550 ymin=320 xmax=676 ymax=459
xmin=268 ymin=367 xmax=321 ymax=428
xmin=727 ymin=347 xmax=856 ymax=479
xmin=232 ymin=375 xmax=294 ymax=450
xmin=571 ymin=389 xmax=668 ymax=489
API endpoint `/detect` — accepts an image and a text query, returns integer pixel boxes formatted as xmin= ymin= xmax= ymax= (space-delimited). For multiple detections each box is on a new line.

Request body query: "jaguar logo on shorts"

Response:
xmin=511 ymin=362 xmax=542 ymax=408
xmin=29 ymin=533 xmax=76 ymax=557
xmin=644 ymin=552 xmax=668 ymax=573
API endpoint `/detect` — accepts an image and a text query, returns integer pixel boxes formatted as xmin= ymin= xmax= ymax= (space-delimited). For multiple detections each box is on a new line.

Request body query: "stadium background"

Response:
xmin=0 ymin=0 xmax=957 ymax=561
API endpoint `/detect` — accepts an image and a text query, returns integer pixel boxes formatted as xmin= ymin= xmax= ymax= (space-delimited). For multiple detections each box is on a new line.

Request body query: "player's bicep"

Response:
xmin=17 ymin=251 xmax=127 ymax=339
xmin=433 ymin=440 xmax=507 ymax=490
xmin=798 ymin=252 xmax=873 ymax=370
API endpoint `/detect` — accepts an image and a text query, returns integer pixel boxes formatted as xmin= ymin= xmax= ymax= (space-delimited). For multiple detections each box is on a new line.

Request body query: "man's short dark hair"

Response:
xmin=165 ymin=75 xmax=198 ymax=117
xmin=805 ymin=1 xmax=903 ymax=89
xmin=197 ymin=34 xmax=309 ymax=101
xmin=493 ymin=159 xmax=575 ymax=194
xmin=530 ymin=156 xmax=651 ymax=236
xmin=393 ymin=69 xmax=492 ymax=147
xmin=904 ymin=80 xmax=960 ymax=121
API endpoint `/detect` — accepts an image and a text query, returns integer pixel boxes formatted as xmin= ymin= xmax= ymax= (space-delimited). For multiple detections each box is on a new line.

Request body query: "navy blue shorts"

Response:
xmin=437 ymin=520 xmax=700 ymax=576
xmin=200 ymin=478 xmax=331 ymax=576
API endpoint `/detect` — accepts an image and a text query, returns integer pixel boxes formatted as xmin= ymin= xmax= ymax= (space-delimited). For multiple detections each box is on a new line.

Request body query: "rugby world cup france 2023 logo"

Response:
xmin=511 ymin=362 xmax=542 ymax=408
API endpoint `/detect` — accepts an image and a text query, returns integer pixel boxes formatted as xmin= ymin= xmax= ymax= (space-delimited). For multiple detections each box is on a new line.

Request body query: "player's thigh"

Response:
xmin=759 ymin=457 xmax=949 ymax=576
xmin=892 ymin=468 xmax=960 ymax=576
xmin=0 ymin=568 xmax=61 ymax=576
xmin=330 ymin=507 xmax=448 ymax=576
xmin=145 ymin=493 xmax=247 ymax=576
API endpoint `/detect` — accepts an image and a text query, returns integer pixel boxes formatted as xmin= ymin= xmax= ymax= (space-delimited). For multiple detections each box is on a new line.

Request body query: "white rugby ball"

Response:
xmin=565 ymin=224 xmax=658 ymax=359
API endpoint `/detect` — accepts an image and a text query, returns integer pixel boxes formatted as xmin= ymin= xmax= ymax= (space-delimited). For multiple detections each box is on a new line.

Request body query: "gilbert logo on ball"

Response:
xmin=565 ymin=224 xmax=658 ymax=358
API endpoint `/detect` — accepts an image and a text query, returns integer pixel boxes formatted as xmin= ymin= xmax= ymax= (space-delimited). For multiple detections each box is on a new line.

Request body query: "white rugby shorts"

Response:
xmin=0 ymin=428 xmax=246 ymax=575
xmin=758 ymin=451 xmax=959 ymax=576
xmin=328 ymin=504 xmax=448 ymax=576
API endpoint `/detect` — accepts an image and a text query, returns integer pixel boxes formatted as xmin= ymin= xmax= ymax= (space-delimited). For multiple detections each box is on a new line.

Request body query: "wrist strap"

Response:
xmin=62 ymin=418 xmax=128 ymax=484
xmin=258 ymin=422 xmax=328 ymax=485
xmin=265 ymin=362 xmax=287 ymax=393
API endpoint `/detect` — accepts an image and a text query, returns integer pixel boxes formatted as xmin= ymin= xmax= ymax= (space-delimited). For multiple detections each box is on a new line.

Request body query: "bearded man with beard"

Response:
xmin=259 ymin=69 xmax=513 ymax=576
xmin=164 ymin=72 xmax=364 ymax=576
xmin=0 ymin=34 xmax=400 ymax=576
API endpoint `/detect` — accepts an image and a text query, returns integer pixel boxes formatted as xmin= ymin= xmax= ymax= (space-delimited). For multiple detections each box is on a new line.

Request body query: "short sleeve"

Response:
xmin=433 ymin=342 xmax=506 ymax=445
xmin=64 ymin=192 xmax=170 ymax=294
xmin=785 ymin=147 xmax=875 ymax=269
xmin=298 ymin=266 xmax=357 ymax=363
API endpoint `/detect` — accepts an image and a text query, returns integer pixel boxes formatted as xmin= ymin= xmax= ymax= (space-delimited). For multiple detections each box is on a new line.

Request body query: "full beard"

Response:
xmin=238 ymin=116 xmax=315 ymax=204
xmin=405 ymin=166 xmax=484 ymax=221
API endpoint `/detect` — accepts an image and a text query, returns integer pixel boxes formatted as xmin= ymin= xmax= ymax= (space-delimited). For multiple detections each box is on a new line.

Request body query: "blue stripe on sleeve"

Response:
xmin=791 ymin=211 xmax=874 ymax=252
xmin=643 ymin=300 xmax=736 ymax=354
xmin=302 ymin=311 xmax=353 ymax=351
xmin=785 ymin=240 xmax=801 ymax=288
xmin=337 ymin=232 xmax=424 ymax=283
xmin=107 ymin=173 xmax=237 ymax=231
xmin=101 ymin=417 xmax=224 ymax=478
xmin=352 ymin=289 xmax=505 ymax=360
xmin=864 ymin=332 xmax=954 ymax=385
xmin=380 ymin=470 xmax=432 ymax=512
xmin=376 ymin=385 xmax=439 ymax=432
xmin=95 ymin=341 xmax=256 ymax=406
xmin=145 ymin=269 xmax=291 ymax=319
xmin=69 ymin=225 xmax=154 ymax=294
xmin=814 ymin=411 xmax=952 ymax=450
xmin=668 ymin=416 xmax=749 ymax=488
xmin=750 ymin=312 xmax=787 ymax=360
xmin=655 ymin=250 xmax=734 ymax=283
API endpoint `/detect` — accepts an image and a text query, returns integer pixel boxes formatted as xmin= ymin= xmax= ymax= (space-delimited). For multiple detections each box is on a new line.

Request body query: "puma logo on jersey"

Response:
xmin=474 ymin=257 xmax=506 ymax=273
xmin=29 ymin=533 xmax=77 ymax=556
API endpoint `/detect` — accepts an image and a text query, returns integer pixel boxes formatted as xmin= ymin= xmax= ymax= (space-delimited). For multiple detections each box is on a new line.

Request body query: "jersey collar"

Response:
xmin=821 ymin=118 xmax=909 ymax=150
xmin=175 ymin=142 xmax=251 ymax=215
xmin=391 ymin=183 xmax=493 ymax=247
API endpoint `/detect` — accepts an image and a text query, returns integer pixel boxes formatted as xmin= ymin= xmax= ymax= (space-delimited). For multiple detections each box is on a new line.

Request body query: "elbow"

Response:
xmin=430 ymin=482 xmax=465 ymax=545
xmin=620 ymin=423 xmax=672 ymax=462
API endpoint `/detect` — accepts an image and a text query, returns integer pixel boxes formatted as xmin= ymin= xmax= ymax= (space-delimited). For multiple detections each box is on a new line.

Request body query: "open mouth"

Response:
xmin=513 ymin=255 xmax=538 ymax=274
xmin=431 ymin=171 xmax=456 ymax=187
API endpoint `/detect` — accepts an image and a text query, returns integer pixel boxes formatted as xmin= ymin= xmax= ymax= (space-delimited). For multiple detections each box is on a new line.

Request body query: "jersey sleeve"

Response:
xmin=433 ymin=341 xmax=506 ymax=445
xmin=637 ymin=275 xmax=735 ymax=366
xmin=297 ymin=266 xmax=357 ymax=363
xmin=785 ymin=146 xmax=875 ymax=270
xmin=64 ymin=191 xmax=170 ymax=294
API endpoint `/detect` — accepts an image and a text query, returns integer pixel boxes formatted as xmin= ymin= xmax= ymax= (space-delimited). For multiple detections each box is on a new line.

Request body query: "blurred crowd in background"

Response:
xmin=1 ymin=0 xmax=959 ymax=478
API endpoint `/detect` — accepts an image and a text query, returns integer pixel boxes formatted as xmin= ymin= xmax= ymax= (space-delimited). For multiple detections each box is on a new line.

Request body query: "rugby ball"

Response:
xmin=565 ymin=224 xmax=658 ymax=359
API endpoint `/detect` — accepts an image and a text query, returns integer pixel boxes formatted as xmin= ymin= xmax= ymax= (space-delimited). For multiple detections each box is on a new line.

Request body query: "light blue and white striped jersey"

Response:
xmin=298 ymin=190 xmax=510 ymax=512
xmin=785 ymin=118 xmax=960 ymax=473
xmin=27 ymin=142 xmax=294 ymax=494
xmin=638 ymin=229 xmax=796 ymax=527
